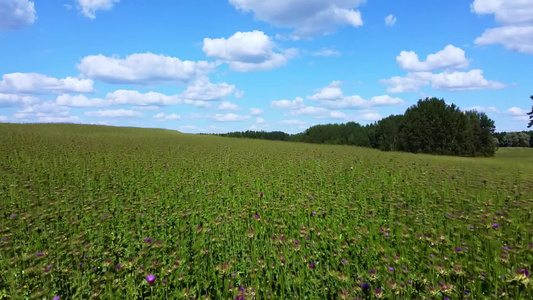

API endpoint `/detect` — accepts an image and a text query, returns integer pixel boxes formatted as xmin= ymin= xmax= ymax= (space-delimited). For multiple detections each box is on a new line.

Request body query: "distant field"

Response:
xmin=0 ymin=124 xmax=531 ymax=299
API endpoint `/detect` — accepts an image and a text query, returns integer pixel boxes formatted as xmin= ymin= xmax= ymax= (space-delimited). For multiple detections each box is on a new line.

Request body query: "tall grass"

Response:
xmin=0 ymin=124 xmax=531 ymax=299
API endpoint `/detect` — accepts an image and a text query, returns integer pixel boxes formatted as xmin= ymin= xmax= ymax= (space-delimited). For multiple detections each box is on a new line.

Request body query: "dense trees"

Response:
xmin=494 ymin=131 xmax=533 ymax=148
xmin=219 ymin=97 xmax=499 ymax=157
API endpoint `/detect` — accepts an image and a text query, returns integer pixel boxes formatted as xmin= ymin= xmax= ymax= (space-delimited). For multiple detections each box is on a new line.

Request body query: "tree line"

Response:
xmin=220 ymin=97 xmax=501 ymax=157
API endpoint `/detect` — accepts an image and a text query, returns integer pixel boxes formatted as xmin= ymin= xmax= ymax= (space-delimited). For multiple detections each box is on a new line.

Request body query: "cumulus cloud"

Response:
xmin=228 ymin=0 xmax=364 ymax=38
xmin=0 ymin=73 xmax=94 ymax=94
xmin=284 ymin=106 xmax=347 ymax=119
xmin=396 ymin=45 xmax=470 ymax=72
xmin=475 ymin=26 xmax=533 ymax=54
xmin=307 ymin=81 xmax=404 ymax=108
xmin=182 ymin=77 xmax=240 ymax=101
xmin=381 ymin=70 xmax=506 ymax=93
xmin=153 ymin=112 xmax=181 ymax=120
xmin=360 ymin=112 xmax=382 ymax=121
xmin=471 ymin=0 xmax=533 ymax=54
xmin=279 ymin=119 xmax=306 ymax=125
xmin=77 ymin=52 xmax=216 ymax=84
xmin=76 ymin=0 xmax=119 ymax=19
xmin=506 ymin=106 xmax=528 ymax=116
xmin=212 ymin=113 xmax=251 ymax=122
xmin=385 ymin=14 xmax=397 ymax=27
xmin=218 ymin=101 xmax=240 ymax=110
xmin=85 ymin=109 xmax=143 ymax=118
xmin=0 ymin=0 xmax=36 ymax=30
xmin=203 ymin=30 xmax=297 ymax=71
xmin=0 ymin=93 xmax=38 ymax=106
xmin=56 ymin=94 xmax=107 ymax=107
xmin=106 ymin=90 xmax=181 ymax=106
xmin=250 ymin=108 xmax=264 ymax=115
xmin=256 ymin=117 xmax=264 ymax=123
xmin=13 ymin=102 xmax=81 ymax=123
xmin=183 ymin=99 xmax=211 ymax=108
xmin=271 ymin=97 xmax=305 ymax=109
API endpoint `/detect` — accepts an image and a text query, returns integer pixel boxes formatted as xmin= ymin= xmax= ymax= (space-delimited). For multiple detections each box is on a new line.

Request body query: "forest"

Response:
xmin=221 ymin=97 xmax=532 ymax=157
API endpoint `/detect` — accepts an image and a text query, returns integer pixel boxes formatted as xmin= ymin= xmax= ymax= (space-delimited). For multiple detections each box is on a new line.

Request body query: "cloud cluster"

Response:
xmin=385 ymin=14 xmax=397 ymax=27
xmin=76 ymin=0 xmax=120 ymax=19
xmin=472 ymin=0 xmax=533 ymax=54
xmin=0 ymin=0 xmax=36 ymax=30
xmin=228 ymin=0 xmax=364 ymax=38
xmin=77 ymin=53 xmax=216 ymax=84
xmin=0 ymin=73 xmax=94 ymax=94
xmin=203 ymin=31 xmax=297 ymax=71
xmin=382 ymin=45 xmax=506 ymax=93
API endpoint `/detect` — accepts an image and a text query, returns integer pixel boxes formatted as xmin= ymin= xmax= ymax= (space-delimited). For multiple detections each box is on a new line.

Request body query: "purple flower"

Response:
xmin=116 ymin=264 xmax=122 ymax=269
xmin=360 ymin=282 xmax=370 ymax=289
xmin=464 ymin=291 xmax=469 ymax=295
xmin=446 ymin=213 xmax=454 ymax=218
xmin=388 ymin=266 xmax=394 ymax=271
xmin=312 ymin=211 xmax=316 ymax=216
xmin=37 ymin=252 xmax=44 ymax=256
xmin=163 ymin=280 xmax=167 ymax=284
xmin=517 ymin=268 xmax=530 ymax=277
xmin=481 ymin=272 xmax=487 ymax=278
xmin=492 ymin=223 xmax=499 ymax=229
xmin=53 ymin=296 xmax=60 ymax=300
xmin=470 ymin=226 xmax=475 ymax=229
xmin=369 ymin=269 xmax=377 ymax=275
xmin=146 ymin=274 xmax=156 ymax=284
xmin=309 ymin=264 xmax=314 ymax=269
xmin=295 ymin=240 xmax=299 ymax=246
xmin=407 ymin=280 xmax=412 ymax=284
xmin=281 ymin=258 xmax=286 ymax=264
xmin=455 ymin=247 xmax=461 ymax=252
xmin=254 ymin=214 xmax=260 ymax=219
xmin=232 ymin=273 xmax=236 ymax=277
xmin=259 ymin=192 xmax=263 ymax=197
xmin=430 ymin=254 xmax=434 ymax=258
xmin=10 ymin=214 xmax=16 ymax=218
xmin=384 ymin=233 xmax=389 ymax=237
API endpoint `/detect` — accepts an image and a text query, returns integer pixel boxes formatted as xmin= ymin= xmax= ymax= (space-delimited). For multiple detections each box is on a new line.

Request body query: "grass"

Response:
xmin=0 ymin=123 xmax=532 ymax=299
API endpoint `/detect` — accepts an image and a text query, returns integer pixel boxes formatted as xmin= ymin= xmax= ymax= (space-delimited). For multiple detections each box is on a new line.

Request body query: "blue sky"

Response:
xmin=0 ymin=0 xmax=532 ymax=133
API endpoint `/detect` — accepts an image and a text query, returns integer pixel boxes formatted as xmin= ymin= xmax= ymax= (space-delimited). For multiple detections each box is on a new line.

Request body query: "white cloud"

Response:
xmin=106 ymin=90 xmax=181 ymax=106
xmin=228 ymin=0 xmax=364 ymax=38
xmin=475 ymin=26 xmax=533 ymax=54
xmin=179 ymin=125 xmax=200 ymax=132
xmin=307 ymin=81 xmax=404 ymax=108
xmin=271 ymin=97 xmax=305 ymax=109
xmin=13 ymin=102 xmax=81 ymax=123
xmin=56 ymin=94 xmax=107 ymax=107
xmin=249 ymin=123 xmax=270 ymax=131
xmin=279 ymin=119 xmax=306 ymax=125
xmin=466 ymin=105 xmax=499 ymax=113
xmin=203 ymin=31 xmax=297 ymax=71
xmin=0 ymin=93 xmax=38 ymax=106
xmin=0 ymin=73 xmax=94 ymax=94
xmin=284 ymin=106 xmax=347 ymax=119
xmin=381 ymin=70 xmax=506 ymax=93
xmin=471 ymin=0 xmax=533 ymax=54
xmin=396 ymin=45 xmax=470 ymax=72
xmin=471 ymin=0 xmax=533 ymax=25
xmin=183 ymin=99 xmax=211 ymax=108
xmin=506 ymin=107 xmax=528 ymax=116
xmin=213 ymin=113 xmax=251 ymax=122
xmin=312 ymin=49 xmax=341 ymax=57
xmin=218 ymin=101 xmax=240 ymax=110
xmin=78 ymin=52 xmax=215 ymax=84
xmin=85 ymin=109 xmax=143 ymax=118
xmin=153 ymin=113 xmax=181 ymax=120
xmin=0 ymin=0 xmax=36 ymax=30
xmin=385 ymin=14 xmax=397 ymax=27
xmin=360 ymin=112 xmax=382 ymax=121
xmin=182 ymin=77 xmax=240 ymax=100
xmin=256 ymin=117 xmax=264 ymax=123
xmin=132 ymin=105 xmax=160 ymax=111
xmin=76 ymin=0 xmax=119 ymax=19
xmin=0 ymin=115 xmax=8 ymax=122
xmin=250 ymin=108 xmax=264 ymax=115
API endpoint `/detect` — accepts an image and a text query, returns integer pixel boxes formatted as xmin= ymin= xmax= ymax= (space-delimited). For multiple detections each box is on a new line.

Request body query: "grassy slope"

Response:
xmin=0 ymin=123 xmax=532 ymax=299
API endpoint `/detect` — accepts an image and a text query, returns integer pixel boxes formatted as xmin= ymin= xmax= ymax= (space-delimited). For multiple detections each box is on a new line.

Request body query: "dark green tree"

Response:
xmin=528 ymin=95 xmax=533 ymax=128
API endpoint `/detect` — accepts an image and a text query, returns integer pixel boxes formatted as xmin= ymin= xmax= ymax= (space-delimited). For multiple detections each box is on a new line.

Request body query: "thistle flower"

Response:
xmin=455 ymin=247 xmax=461 ymax=252
xmin=146 ymin=274 xmax=156 ymax=284
xmin=492 ymin=223 xmax=499 ymax=229
xmin=388 ymin=266 xmax=394 ymax=271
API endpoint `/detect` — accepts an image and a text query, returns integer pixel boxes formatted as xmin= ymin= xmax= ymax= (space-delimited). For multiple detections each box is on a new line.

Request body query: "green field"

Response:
xmin=0 ymin=124 xmax=532 ymax=299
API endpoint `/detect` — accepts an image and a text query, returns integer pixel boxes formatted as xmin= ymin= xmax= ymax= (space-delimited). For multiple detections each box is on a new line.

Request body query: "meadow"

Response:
xmin=0 ymin=123 xmax=531 ymax=299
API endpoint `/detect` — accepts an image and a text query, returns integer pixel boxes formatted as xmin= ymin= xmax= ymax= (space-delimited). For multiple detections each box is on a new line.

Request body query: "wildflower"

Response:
xmin=295 ymin=240 xmax=299 ymax=246
xmin=146 ymin=274 xmax=156 ymax=284
xmin=384 ymin=233 xmax=389 ymax=237
xmin=455 ymin=247 xmax=461 ymax=252
xmin=259 ymin=192 xmax=263 ymax=197
xmin=254 ymin=214 xmax=260 ymax=219
xmin=163 ymin=280 xmax=167 ymax=284
xmin=37 ymin=252 xmax=44 ymax=257
xmin=360 ymin=282 xmax=370 ymax=289
xmin=312 ymin=211 xmax=316 ymax=216
xmin=388 ymin=266 xmax=394 ymax=271
xmin=53 ymin=296 xmax=60 ymax=300
xmin=469 ymin=226 xmax=474 ymax=229
xmin=10 ymin=214 xmax=16 ymax=218
xmin=309 ymin=264 xmax=314 ymax=268
xmin=492 ymin=223 xmax=499 ymax=229
xmin=116 ymin=264 xmax=122 ymax=269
